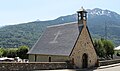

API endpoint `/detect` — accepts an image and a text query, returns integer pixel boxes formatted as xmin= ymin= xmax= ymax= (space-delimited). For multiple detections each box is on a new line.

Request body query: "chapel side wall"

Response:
xmin=51 ymin=56 xmax=70 ymax=62
xmin=33 ymin=54 xmax=70 ymax=62
xmin=29 ymin=54 xmax=35 ymax=62
xmin=70 ymin=26 xmax=97 ymax=68
xmin=36 ymin=55 xmax=48 ymax=62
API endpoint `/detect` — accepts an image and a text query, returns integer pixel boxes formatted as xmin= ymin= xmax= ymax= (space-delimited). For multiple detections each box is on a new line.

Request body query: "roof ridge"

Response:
xmin=47 ymin=22 xmax=77 ymax=28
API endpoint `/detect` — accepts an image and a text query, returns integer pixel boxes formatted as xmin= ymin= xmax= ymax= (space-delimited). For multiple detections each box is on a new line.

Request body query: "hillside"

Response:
xmin=0 ymin=8 xmax=120 ymax=48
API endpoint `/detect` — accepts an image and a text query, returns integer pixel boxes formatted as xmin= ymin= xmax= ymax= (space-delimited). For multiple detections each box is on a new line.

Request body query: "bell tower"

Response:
xmin=77 ymin=7 xmax=87 ymax=26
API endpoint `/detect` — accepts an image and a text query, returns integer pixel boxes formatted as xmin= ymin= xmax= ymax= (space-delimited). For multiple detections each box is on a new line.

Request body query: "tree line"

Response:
xmin=0 ymin=39 xmax=115 ymax=60
xmin=0 ymin=46 xmax=29 ymax=59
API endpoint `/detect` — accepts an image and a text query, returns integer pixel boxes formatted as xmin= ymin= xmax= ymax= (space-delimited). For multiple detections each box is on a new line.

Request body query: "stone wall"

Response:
xmin=99 ymin=59 xmax=120 ymax=66
xmin=0 ymin=62 xmax=68 ymax=71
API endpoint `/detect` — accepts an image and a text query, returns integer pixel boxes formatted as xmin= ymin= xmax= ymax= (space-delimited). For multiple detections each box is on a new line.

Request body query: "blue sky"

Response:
xmin=0 ymin=0 xmax=119 ymax=26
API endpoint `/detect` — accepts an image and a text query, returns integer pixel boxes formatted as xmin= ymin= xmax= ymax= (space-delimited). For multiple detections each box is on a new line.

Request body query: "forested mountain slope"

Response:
xmin=0 ymin=8 xmax=120 ymax=48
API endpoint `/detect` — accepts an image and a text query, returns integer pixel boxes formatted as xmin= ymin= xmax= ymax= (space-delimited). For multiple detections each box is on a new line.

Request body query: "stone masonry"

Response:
xmin=0 ymin=62 xmax=68 ymax=71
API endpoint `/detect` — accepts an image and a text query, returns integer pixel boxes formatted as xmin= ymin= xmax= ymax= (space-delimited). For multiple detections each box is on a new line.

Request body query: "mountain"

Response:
xmin=0 ymin=8 xmax=120 ymax=48
xmin=87 ymin=8 xmax=120 ymax=46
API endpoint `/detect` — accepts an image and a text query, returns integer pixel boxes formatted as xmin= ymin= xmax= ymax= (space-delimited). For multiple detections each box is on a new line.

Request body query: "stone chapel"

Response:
xmin=27 ymin=7 xmax=98 ymax=68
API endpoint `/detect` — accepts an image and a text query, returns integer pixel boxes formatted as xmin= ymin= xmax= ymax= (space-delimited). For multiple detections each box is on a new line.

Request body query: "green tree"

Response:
xmin=7 ymin=48 xmax=17 ymax=58
xmin=0 ymin=48 xmax=4 ymax=57
xmin=102 ymin=40 xmax=114 ymax=59
xmin=94 ymin=40 xmax=106 ymax=58
xmin=2 ymin=48 xmax=8 ymax=57
xmin=94 ymin=39 xmax=114 ymax=59
xmin=17 ymin=46 xmax=29 ymax=59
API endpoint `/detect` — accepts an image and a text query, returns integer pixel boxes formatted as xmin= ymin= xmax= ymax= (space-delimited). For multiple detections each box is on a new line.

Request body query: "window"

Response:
xmin=35 ymin=55 xmax=37 ymax=62
xmin=49 ymin=57 xmax=51 ymax=62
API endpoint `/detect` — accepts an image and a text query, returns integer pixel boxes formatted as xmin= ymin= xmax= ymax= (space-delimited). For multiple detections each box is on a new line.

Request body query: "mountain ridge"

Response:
xmin=0 ymin=8 xmax=120 ymax=48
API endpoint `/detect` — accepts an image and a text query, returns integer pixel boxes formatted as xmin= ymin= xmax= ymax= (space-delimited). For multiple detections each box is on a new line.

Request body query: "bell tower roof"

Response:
xmin=77 ymin=7 xmax=87 ymax=13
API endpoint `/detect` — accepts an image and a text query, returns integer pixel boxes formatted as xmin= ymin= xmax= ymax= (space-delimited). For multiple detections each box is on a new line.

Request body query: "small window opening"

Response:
xmin=49 ymin=57 xmax=51 ymax=62
xmin=35 ymin=55 xmax=37 ymax=62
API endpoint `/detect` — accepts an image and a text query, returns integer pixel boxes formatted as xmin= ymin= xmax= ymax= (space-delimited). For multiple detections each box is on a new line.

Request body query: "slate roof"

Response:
xmin=28 ymin=22 xmax=84 ymax=56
